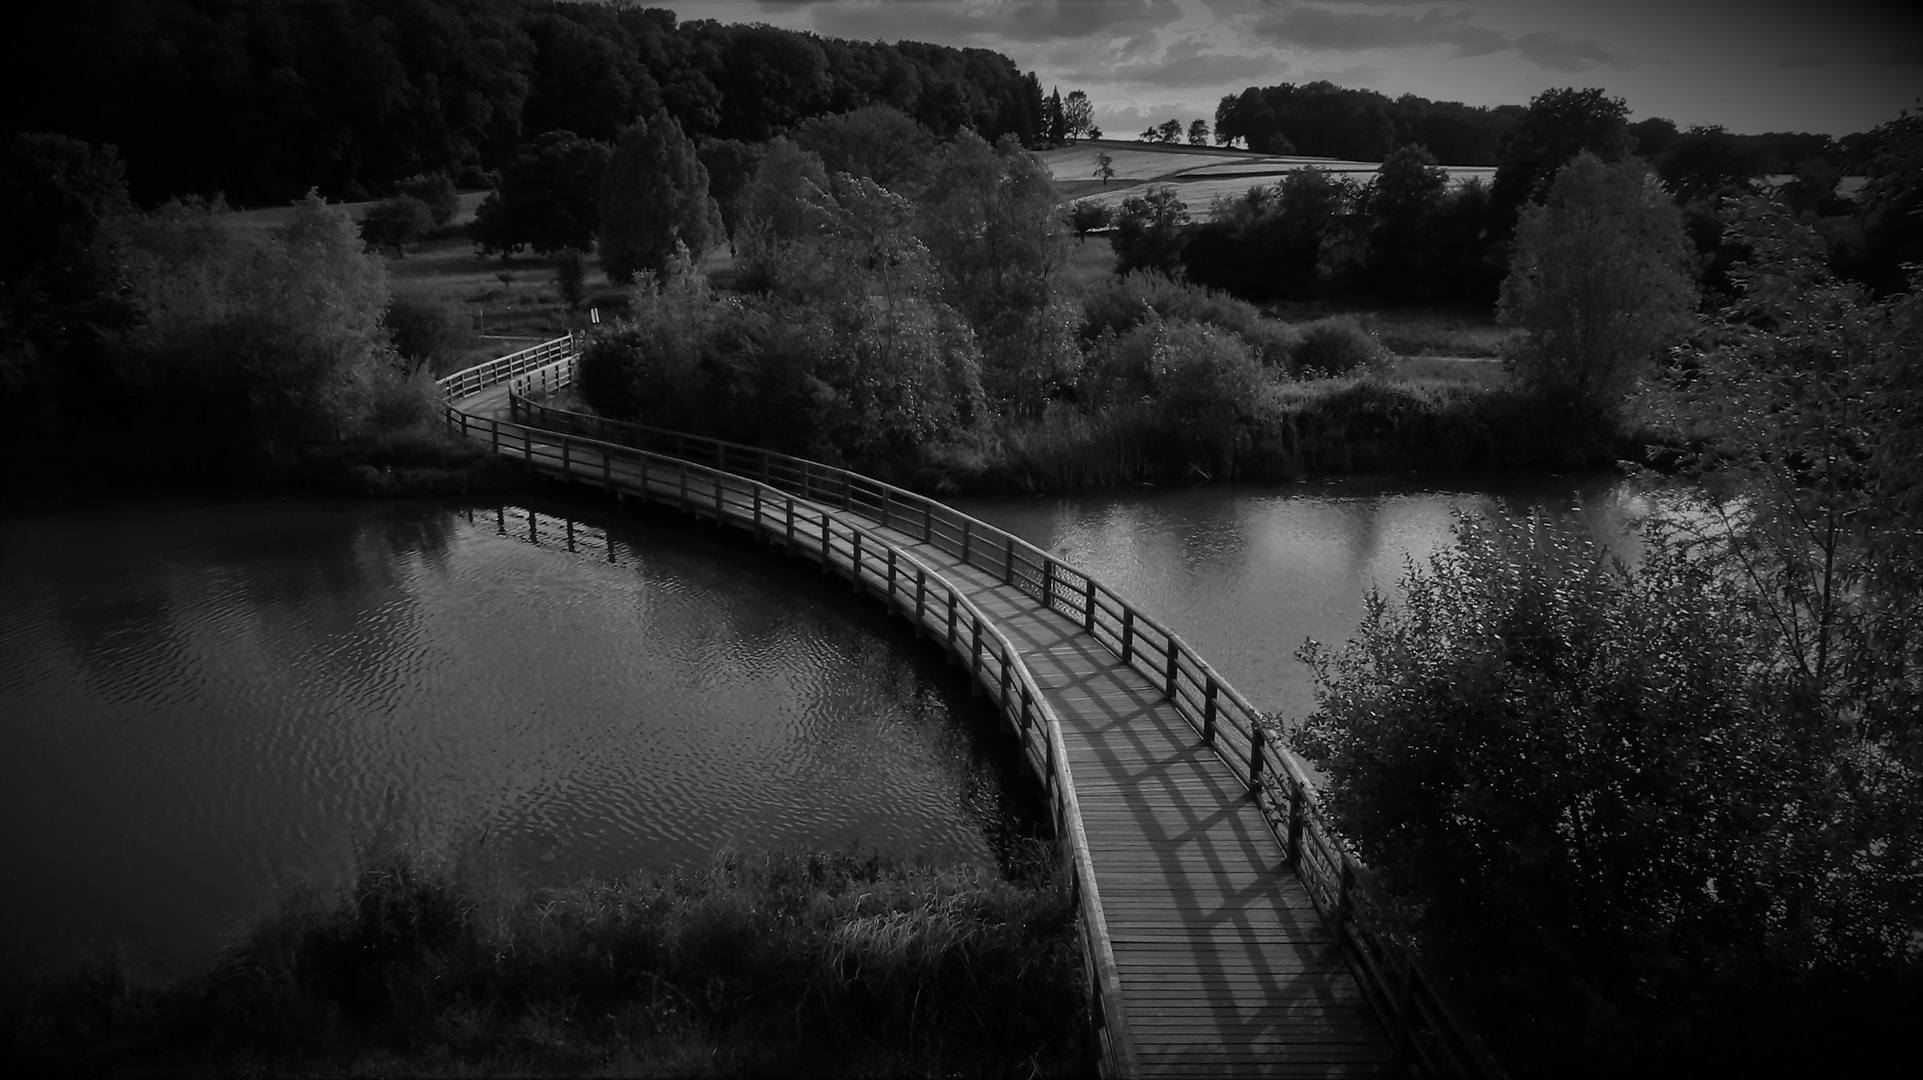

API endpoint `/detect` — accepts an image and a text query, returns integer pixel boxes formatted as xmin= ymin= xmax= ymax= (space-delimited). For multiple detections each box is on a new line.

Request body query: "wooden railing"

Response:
xmin=443 ymin=339 xmax=1504 ymax=1080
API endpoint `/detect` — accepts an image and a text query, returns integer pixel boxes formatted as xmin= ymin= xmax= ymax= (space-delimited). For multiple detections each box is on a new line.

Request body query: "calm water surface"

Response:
xmin=0 ymin=474 xmax=1644 ymax=973
xmin=951 ymin=472 xmax=1647 ymax=721
xmin=0 ymin=496 xmax=1031 ymax=972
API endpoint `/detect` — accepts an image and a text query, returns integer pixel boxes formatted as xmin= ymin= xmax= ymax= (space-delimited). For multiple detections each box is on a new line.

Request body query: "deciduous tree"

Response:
xmin=471 ymin=131 xmax=611 ymax=257
xmin=1497 ymin=153 xmax=1694 ymax=425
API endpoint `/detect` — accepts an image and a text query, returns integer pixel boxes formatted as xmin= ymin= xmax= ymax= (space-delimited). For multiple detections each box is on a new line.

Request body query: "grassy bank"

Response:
xmin=2 ymin=846 xmax=1087 ymax=1078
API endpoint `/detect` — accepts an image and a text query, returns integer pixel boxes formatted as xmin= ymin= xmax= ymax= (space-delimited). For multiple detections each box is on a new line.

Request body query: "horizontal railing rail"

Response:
xmin=443 ymin=338 xmax=1502 ymax=1080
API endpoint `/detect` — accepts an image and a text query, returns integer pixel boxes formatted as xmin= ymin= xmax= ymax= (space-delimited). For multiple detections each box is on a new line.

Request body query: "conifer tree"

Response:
xmin=598 ymin=111 xmax=718 ymax=283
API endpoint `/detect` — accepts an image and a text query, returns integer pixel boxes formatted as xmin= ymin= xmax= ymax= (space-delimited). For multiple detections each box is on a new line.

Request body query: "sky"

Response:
xmin=655 ymin=0 xmax=1923 ymax=138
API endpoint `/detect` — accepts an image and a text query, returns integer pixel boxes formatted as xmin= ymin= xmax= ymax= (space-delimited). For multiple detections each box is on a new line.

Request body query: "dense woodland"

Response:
xmin=1 ymin=0 xmax=1050 ymax=207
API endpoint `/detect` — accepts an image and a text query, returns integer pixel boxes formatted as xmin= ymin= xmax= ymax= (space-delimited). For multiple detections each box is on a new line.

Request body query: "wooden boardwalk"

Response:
xmin=437 ymin=339 xmax=1500 ymax=1080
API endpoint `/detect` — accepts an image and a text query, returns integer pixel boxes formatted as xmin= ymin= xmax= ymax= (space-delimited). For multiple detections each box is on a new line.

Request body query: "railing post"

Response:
xmin=1042 ymin=558 xmax=1056 ymax=610
xmin=1084 ymin=577 xmax=1095 ymax=632
xmin=714 ymin=473 xmax=724 ymax=518
xmin=820 ymin=512 xmax=831 ymax=572
xmin=602 ymin=445 xmax=613 ymax=492
xmin=752 ymin=485 xmax=762 ymax=537
xmin=961 ymin=520 xmax=972 ymax=566
xmin=842 ymin=474 xmax=852 ymax=511
xmin=1164 ymin=641 xmax=1179 ymax=699
xmin=880 ymin=490 xmax=891 ymax=530
xmin=785 ymin=497 xmax=795 ymax=550
xmin=886 ymin=547 xmax=897 ymax=607
xmin=1287 ymin=782 xmax=1305 ymax=866
xmin=801 ymin=466 xmax=811 ymax=502
xmin=1203 ymin=678 xmax=1219 ymax=744
xmin=561 ymin=435 xmax=570 ymax=475
xmin=914 ymin=568 xmax=926 ymax=636
xmin=491 ymin=419 xmax=500 ymax=455
xmin=1336 ymin=860 xmax=1355 ymax=949
xmin=999 ymin=641 xmax=1012 ymax=710
xmin=969 ymin=616 xmax=983 ymax=695
xmin=1121 ymin=608 xmax=1135 ymax=663
xmin=945 ymin=590 xmax=958 ymax=656
xmin=678 ymin=461 xmax=688 ymax=507
xmin=1003 ymin=536 xmax=1016 ymax=586
xmin=639 ymin=455 xmax=649 ymax=500
xmin=1249 ymin=724 xmax=1266 ymax=794
xmin=850 ymin=531 xmax=863 ymax=593
xmin=922 ymin=502 xmax=932 ymax=544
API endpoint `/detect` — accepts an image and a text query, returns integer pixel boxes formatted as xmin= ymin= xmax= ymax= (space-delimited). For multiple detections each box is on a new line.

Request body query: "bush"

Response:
xmin=383 ymin=291 xmax=474 ymax=376
xmin=1081 ymin=270 xmax=1298 ymax=368
xmin=1291 ymin=509 xmax=1921 ymax=1076
xmin=357 ymin=195 xmax=433 ymax=257
xmin=1288 ymin=315 xmax=1388 ymax=376
xmin=397 ymin=173 xmax=460 ymax=227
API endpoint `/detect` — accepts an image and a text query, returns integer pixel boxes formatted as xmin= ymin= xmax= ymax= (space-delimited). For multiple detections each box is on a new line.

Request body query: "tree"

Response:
xmin=1360 ymin=145 xmax=1450 ymax=304
xmin=1155 ymin=119 xmax=1183 ymax=144
xmin=919 ymin=132 xmax=1071 ymax=409
xmin=1656 ymin=124 xmax=1760 ymax=203
xmin=398 ymin=173 xmax=460 ymax=226
xmin=598 ymin=111 xmax=718 ymax=284
xmin=1068 ymin=200 xmax=1111 ymax=243
xmin=1094 ymin=152 xmax=1116 ymax=185
xmin=1498 ymin=153 xmax=1694 ymax=425
xmin=359 ymin=196 xmax=433 ymax=257
xmin=1187 ymin=119 xmax=1209 ymax=146
xmin=1110 ymin=185 xmax=1189 ymax=276
xmin=793 ymin=105 xmax=937 ymax=195
xmin=471 ymin=131 xmax=612 ymax=257
xmin=1491 ymin=87 xmax=1632 ymax=223
xmin=1044 ymin=86 xmax=1067 ymax=144
xmin=1062 ymin=90 xmax=1095 ymax=142
xmin=0 ymin=132 xmax=133 ymax=407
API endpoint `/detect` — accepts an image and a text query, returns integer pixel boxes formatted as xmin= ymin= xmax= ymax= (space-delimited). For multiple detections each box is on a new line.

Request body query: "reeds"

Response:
xmin=3 ymin=844 xmax=1087 ymax=1077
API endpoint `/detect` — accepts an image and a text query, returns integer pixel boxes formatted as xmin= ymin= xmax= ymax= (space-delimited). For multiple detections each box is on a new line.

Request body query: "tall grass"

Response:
xmin=3 ymin=844 xmax=1087 ymax=1077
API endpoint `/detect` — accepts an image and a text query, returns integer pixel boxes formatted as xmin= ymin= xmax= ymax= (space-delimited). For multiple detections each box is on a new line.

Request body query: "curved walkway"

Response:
xmin=437 ymin=338 xmax=1500 ymax=1080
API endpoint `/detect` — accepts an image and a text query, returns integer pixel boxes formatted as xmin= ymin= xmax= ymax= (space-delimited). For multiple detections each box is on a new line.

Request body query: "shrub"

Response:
xmin=397 ymin=172 xmax=460 ymax=226
xmin=357 ymin=195 xmax=433 ymax=257
xmin=383 ymin=291 xmax=474 ymax=376
xmin=1081 ymin=270 xmax=1298 ymax=368
xmin=1288 ymin=315 xmax=1388 ymax=376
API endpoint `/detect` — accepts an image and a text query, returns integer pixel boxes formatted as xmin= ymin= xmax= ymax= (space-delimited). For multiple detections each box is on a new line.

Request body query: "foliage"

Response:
xmin=1109 ymin=185 xmax=1189 ymax=276
xmin=1182 ymin=168 xmax=1358 ymax=302
xmin=694 ymin=136 xmax=762 ymax=242
xmin=1062 ymin=90 xmax=1096 ymax=142
xmin=1187 ymin=119 xmax=1210 ymax=146
xmin=397 ymin=172 xmax=460 ymax=226
xmin=1067 ymin=200 xmax=1112 ymax=242
xmin=1356 ymin=145 xmax=1450 ymax=304
xmin=383 ymin=291 xmax=474 ymax=377
xmin=0 ymin=132 xmax=134 ymax=405
xmin=596 ymin=110 xmax=718 ymax=283
xmin=552 ymin=247 xmax=587 ymax=310
xmin=5 ymin=0 xmax=1049 ymax=207
xmin=1080 ymin=270 xmax=1298 ymax=369
xmin=470 ymin=130 xmax=611 ymax=258
xmin=793 ymin=104 xmax=937 ymax=196
xmin=1093 ymin=151 xmax=1116 ymax=185
xmin=1498 ymin=154 xmax=1695 ymax=426
xmin=1290 ymin=316 xmax=1388 ymax=377
xmin=919 ymin=131 xmax=1068 ymax=411
xmin=2 ymin=845 xmax=1087 ymax=1077
xmin=357 ymin=195 xmax=433 ymax=257
xmin=1213 ymin=81 xmax=1403 ymax=162
xmin=1491 ymin=87 xmax=1633 ymax=223
xmin=121 ymin=193 xmax=404 ymax=465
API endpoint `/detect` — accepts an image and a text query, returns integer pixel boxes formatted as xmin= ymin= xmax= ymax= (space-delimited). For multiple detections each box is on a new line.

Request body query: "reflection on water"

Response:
xmin=0 ymin=497 xmax=1034 ymax=972
xmin=950 ymin=472 xmax=1648 ymax=721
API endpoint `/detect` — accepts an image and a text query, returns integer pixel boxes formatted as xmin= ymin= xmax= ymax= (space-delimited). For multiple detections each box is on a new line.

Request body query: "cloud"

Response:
xmin=1249 ymin=4 xmax=1509 ymax=56
xmin=1065 ymin=35 xmax=1285 ymax=89
xmin=810 ymin=0 xmax=1188 ymax=48
xmin=1512 ymin=30 xmax=1633 ymax=73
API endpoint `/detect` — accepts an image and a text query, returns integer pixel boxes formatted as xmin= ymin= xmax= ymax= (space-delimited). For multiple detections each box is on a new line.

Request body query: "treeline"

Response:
xmin=1106 ymin=88 xmax=1923 ymax=311
xmin=1212 ymin=78 xmax=1885 ymax=174
xmin=1 ymin=0 xmax=1047 ymax=207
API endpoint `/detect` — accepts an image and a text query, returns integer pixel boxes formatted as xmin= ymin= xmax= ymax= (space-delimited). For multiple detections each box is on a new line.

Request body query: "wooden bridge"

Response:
xmin=439 ymin=337 xmax=1501 ymax=1079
